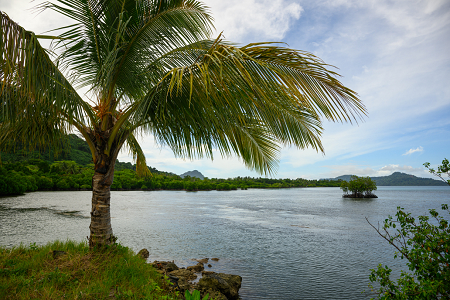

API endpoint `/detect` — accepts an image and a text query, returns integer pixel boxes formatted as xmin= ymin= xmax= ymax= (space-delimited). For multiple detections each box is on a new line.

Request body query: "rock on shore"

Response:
xmin=150 ymin=259 xmax=242 ymax=300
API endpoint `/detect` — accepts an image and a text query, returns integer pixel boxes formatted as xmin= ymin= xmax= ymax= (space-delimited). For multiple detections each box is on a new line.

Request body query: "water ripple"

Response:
xmin=1 ymin=187 xmax=449 ymax=299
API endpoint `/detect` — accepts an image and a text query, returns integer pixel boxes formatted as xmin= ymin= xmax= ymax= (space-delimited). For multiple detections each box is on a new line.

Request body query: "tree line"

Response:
xmin=0 ymin=159 xmax=342 ymax=196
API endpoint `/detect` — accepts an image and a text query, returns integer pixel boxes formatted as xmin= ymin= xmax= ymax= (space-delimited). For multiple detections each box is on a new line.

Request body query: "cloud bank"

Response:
xmin=207 ymin=0 xmax=302 ymax=42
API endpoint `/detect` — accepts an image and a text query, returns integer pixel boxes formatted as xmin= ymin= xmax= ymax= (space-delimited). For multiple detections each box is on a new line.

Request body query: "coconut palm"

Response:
xmin=0 ymin=0 xmax=365 ymax=248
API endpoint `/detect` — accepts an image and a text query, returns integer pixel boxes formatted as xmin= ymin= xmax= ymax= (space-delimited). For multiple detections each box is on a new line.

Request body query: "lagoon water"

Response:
xmin=1 ymin=186 xmax=449 ymax=299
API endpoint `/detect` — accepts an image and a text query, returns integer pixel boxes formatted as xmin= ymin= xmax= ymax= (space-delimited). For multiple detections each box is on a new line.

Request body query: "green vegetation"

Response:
xmin=367 ymin=205 xmax=450 ymax=299
xmin=0 ymin=159 xmax=342 ymax=196
xmin=1 ymin=0 xmax=364 ymax=247
xmin=424 ymin=158 xmax=450 ymax=186
xmin=185 ymin=290 xmax=209 ymax=300
xmin=368 ymin=159 xmax=450 ymax=299
xmin=0 ymin=241 xmax=179 ymax=300
xmin=0 ymin=135 xmax=174 ymax=176
xmin=0 ymin=134 xmax=92 ymax=166
xmin=0 ymin=134 xmax=341 ymax=196
xmin=340 ymin=175 xmax=377 ymax=198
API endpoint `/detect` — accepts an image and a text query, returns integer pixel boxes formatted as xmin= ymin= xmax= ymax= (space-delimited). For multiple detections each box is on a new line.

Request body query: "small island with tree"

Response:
xmin=340 ymin=175 xmax=378 ymax=198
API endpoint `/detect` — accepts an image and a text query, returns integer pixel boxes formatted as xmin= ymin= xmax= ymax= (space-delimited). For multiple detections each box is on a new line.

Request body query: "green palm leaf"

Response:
xmin=0 ymin=11 xmax=94 ymax=151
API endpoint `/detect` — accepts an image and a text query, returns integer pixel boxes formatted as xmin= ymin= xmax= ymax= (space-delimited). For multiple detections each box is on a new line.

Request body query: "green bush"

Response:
xmin=217 ymin=183 xmax=231 ymax=190
xmin=368 ymin=205 xmax=450 ymax=299
xmin=24 ymin=176 xmax=38 ymax=192
xmin=184 ymin=181 xmax=198 ymax=191
xmin=56 ymin=179 xmax=71 ymax=190
xmin=111 ymin=180 xmax=122 ymax=189
xmin=36 ymin=176 xmax=54 ymax=189
xmin=0 ymin=170 xmax=27 ymax=195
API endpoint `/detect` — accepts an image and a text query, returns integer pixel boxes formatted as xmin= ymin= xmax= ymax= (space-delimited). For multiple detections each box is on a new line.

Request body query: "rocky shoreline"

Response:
xmin=138 ymin=249 xmax=242 ymax=300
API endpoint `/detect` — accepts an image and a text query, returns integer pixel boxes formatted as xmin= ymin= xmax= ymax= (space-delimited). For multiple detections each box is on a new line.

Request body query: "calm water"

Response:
xmin=1 ymin=187 xmax=449 ymax=299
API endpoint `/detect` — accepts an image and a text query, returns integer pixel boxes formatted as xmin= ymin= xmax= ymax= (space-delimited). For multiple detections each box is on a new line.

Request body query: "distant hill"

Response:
xmin=180 ymin=170 xmax=204 ymax=180
xmin=334 ymin=172 xmax=446 ymax=186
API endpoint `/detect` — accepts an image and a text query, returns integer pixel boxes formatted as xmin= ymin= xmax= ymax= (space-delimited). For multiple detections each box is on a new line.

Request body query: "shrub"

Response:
xmin=37 ymin=176 xmax=54 ymax=189
xmin=56 ymin=179 xmax=70 ymax=190
xmin=368 ymin=158 xmax=450 ymax=299
xmin=0 ymin=170 xmax=27 ymax=195
xmin=184 ymin=181 xmax=198 ymax=191
xmin=367 ymin=205 xmax=450 ymax=299
xmin=217 ymin=183 xmax=231 ymax=190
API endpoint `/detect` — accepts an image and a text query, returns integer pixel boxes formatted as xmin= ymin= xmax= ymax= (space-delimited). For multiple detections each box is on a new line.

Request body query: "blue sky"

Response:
xmin=2 ymin=0 xmax=450 ymax=179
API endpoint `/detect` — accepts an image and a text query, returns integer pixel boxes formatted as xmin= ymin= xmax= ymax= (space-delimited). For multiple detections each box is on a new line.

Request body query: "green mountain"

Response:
xmin=334 ymin=172 xmax=446 ymax=186
xmin=0 ymin=134 xmax=92 ymax=165
xmin=0 ymin=134 xmax=172 ymax=175
xmin=180 ymin=170 xmax=205 ymax=179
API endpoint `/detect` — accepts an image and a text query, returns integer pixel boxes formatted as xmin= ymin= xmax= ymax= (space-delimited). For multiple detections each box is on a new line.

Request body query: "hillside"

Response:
xmin=0 ymin=134 xmax=92 ymax=165
xmin=334 ymin=172 xmax=446 ymax=186
xmin=0 ymin=134 xmax=172 ymax=175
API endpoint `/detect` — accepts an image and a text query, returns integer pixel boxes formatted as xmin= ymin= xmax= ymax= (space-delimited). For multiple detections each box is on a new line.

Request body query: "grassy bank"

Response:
xmin=0 ymin=241 xmax=179 ymax=299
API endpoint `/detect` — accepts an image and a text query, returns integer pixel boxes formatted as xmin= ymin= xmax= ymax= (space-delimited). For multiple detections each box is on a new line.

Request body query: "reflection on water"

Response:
xmin=0 ymin=187 xmax=449 ymax=299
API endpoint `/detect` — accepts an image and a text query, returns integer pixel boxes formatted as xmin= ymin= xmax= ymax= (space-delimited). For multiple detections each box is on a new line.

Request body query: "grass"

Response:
xmin=0 ymin=240 xmax=179 ymax=299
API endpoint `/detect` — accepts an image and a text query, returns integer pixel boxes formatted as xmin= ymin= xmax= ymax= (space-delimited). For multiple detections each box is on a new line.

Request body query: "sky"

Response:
xmin=1 ymin=0 xmax=450 ymax=180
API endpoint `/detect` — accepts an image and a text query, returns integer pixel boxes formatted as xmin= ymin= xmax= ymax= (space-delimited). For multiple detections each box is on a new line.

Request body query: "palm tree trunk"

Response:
xmin=87 ymin=127 xmax=127 ymax=248
xmin=89 ymin=171 xmax=114 ymax=248
xmin=88 ymin=142 xmax=121 ymax=248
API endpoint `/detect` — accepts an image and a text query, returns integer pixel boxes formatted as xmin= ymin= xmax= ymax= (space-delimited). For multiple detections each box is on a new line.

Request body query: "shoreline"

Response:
xmin=0 ymin=241 xmax=243 ymax=300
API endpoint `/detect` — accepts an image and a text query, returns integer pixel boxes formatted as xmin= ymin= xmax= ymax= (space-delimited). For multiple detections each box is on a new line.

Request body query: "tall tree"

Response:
xmin=0 ymin=0 xmax=365 ymax=248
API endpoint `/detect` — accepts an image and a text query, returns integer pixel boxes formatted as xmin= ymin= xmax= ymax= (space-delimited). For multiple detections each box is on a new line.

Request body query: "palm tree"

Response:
xmin=0 ymin=0 xmax=365 ymax=248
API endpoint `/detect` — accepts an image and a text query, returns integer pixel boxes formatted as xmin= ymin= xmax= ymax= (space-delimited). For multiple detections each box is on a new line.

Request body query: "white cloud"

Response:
xmin=402 ymin=146 xmax=424 ymax=156
xmin=322 ymin=163 xmax=379 ymax=177
xmin=378 ymin=164 xmax=424 ymax=174
xmin=207 ymin=0 xmax=302 ymax=42
xmin=320 ymin=163 xmax=429 ymax=179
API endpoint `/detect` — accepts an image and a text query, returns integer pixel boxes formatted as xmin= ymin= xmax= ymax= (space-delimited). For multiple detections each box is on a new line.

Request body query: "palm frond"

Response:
xmin=41 ymin=0 xmax=213 ymax=100
xmin=0 ymin=11 xmax=94 ymax=151
xmin=128 ymin=38 xmax=362 ymax=174
xmin=124 ymin=132 xmax=151 ymax=177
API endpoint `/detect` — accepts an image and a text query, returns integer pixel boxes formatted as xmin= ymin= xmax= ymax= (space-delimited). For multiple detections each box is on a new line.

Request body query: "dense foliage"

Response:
xmin=0 ymin=134 xmax=92 ymax=165
xmin=0 ymin=159 xmax=341 ymax=196
xmin=367 ymin=205 xmax=450 ymax=299
xmin=368 ymin=159 xmax=450 ymax=299
xmin=340 ymin=175 xmax=377 ymax=197
xmin=424 ymin=158 xmax=450 ymax=186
